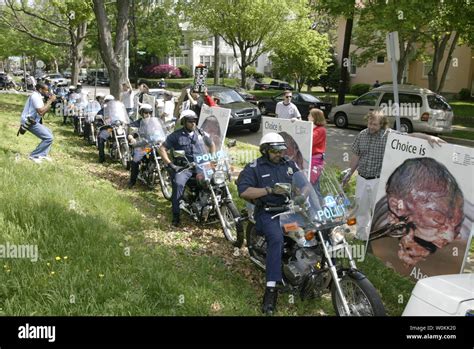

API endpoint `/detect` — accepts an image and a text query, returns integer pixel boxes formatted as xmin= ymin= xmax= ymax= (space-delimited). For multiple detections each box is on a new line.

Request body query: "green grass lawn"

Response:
xmin=0 ymin=93 xmax=456 ymax=316
xmin=451 ymin=101 xmax=474 ymax=128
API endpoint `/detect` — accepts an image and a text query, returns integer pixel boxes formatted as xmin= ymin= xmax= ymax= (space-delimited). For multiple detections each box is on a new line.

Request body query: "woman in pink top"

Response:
xmin=308 ymin=108 xmax=326 ymax=200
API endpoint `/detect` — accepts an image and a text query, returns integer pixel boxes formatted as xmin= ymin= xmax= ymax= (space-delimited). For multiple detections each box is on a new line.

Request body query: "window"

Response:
xmin=427 ymin=94 xmax=451 ymax=111
xmin=174 ymin=54 xmax=188 ymax=67
xmin=380 ymin=93 xmax=423 ymax=107
xmin=376 ymin=55 xmax=385 ymax=64
xmin=422 ymin=60 xmax=432 ymax=78
xmin=354 ymin=92 xmax=380 ymax=106
xmin=199 ymin=55 xmax=214 ymax=67
xmin=350 ymin=56 xmax=356 ymax=75
xmin=202 ymin=37 xmax=213 ymax=46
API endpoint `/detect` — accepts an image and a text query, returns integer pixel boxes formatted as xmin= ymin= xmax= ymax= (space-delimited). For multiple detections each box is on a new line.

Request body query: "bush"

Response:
xmin=253 ymin=72 xmax=265 ymax=80
xmin=178 ymin=65 xmax=192 ymax=78
xmin=458 ymin=88 xmax=472 ymax=101
xmin=143 ymin=64 xmax=181 ymax=79
xmin=350 ymin=83 xmax=371 ymax=96
xmin=245 ymin=66 xmax=257 ymax=77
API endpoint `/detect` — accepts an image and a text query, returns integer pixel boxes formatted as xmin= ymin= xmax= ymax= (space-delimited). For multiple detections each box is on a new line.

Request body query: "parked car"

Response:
xmin=175 ymin=85 xmax=261 ymax=133
xmin=254 ymin=79 xmax=294 ymax=91
xmin=328 ymin=84 xmax=453 ymax=134
xmin=63 ymin=69 xmax=72 ymax=78
xmin=234 ymin=87 xmax=258 ymax=105
xmin=46 ymin=73 xmax=69 ymax=86
xmin=87 ymin=70 xmax=110 ymax=86
xmin=78 ymin=68 xmax=88 ymax=83
xmin=258 ymin=91 xmax=332 ymax=119
xmin=402 ymin=273 xmax=474 ymax=316
xmin=12 ymin=69 xmax=24 ymax=76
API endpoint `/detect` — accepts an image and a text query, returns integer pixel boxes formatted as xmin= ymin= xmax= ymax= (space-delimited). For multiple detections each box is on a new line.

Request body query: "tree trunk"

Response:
xmin=428 ymin=33 xmax=450 ymax=91
xmin=92 ymin=0 xmax=129 ymax=99
xmin=437 ymin=32 xmax=459 ymax=93
xmin=338 ymin=12 xmax=354 ymax=106
xmin=214 ymin=34 xmax=220 ymax=85
xmin=239 ymin=50 xmax=247 ymax=88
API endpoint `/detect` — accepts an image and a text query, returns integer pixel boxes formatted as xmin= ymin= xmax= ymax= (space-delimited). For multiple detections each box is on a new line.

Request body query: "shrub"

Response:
xmin=350 ymin=83 xmax=371 ymax=96
xmin=458 ymin=88 xmax=471 ymax=101
xmin=178 ymin=65 xmax=192 ymax=78
xmin=245 ymin=66 xmax=257 ymax=77
xmin=143 ymin=64 xmax=181 ymax=79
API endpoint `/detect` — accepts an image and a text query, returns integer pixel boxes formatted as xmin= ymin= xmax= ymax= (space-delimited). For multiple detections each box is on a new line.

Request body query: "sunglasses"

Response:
xmin=143 ymin=111 xmax=152 ymax=115
xmin=268 ymin=148 xmax=284 ymax=154
xmin=285 ymin=95 xmax=292 ymax=99
xmin=186 ymin=119 xmax=197 ymax=124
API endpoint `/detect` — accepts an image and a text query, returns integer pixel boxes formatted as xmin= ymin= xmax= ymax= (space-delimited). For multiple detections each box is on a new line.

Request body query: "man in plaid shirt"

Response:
xmin=342 ymin=111 xmax=444 ymax=240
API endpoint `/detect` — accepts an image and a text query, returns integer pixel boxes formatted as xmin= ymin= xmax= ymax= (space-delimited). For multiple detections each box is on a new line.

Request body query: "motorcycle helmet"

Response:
xmin=139 ymin=103 xmax=153 ymax=116
xmin=180 ymin=109 xmax=198 ymax=125
xmin=104 ymin=94 xmax=115 ymax=102
xmin=259 ymin=132 xmax=287 ymax=156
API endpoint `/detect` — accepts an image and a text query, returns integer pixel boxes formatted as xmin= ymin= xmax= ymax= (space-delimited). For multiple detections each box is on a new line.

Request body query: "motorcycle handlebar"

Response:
xmin=264 ymin=205 xmax=288 ymax=212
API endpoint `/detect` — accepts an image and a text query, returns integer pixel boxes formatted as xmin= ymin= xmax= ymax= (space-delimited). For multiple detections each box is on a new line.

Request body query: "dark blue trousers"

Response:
xmin=256 ymin=212 xmax=283 ymax=283
xmin=171 ymin=169 xmax=193 ymax=216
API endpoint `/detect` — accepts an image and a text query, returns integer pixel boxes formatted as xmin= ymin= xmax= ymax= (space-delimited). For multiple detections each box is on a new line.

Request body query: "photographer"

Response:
xmin=19 ymin=82 xmax=56 ymax=163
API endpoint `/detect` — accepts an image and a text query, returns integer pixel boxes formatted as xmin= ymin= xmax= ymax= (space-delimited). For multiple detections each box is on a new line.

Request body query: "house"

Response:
xmin=334 ymin=18 xmax=474 ymax=95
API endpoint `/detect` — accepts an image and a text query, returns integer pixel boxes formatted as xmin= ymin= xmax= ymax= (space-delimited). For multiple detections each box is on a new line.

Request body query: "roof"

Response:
xmin=373 ymin=84 xmax=435 ymax=94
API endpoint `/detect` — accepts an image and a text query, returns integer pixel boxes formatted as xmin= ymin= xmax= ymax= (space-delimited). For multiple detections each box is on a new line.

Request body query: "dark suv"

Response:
xmin=176 ymin=85 xmax=261 ymax=133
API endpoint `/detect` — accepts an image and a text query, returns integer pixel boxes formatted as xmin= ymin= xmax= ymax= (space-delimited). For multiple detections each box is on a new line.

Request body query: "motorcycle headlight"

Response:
xmin=213 ymin=170 xmax=226 ymax=185
xmin=116 ymin=126 xmax=124 ymax=135
xmin=329 ymin=226 xmax=345 ymax=245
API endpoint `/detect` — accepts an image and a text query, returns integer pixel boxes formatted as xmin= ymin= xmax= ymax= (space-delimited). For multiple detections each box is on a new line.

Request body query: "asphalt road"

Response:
xmin=228 ymin=123 xmax=361 ymax=170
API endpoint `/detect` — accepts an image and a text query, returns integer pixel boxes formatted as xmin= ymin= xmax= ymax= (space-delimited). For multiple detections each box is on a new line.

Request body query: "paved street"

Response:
xmin=229 ymin=123 xmax=361 ymax=170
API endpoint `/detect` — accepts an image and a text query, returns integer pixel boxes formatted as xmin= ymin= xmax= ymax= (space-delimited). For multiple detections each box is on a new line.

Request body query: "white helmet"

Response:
xmin=139 ymin=103 xmax=153 ymax=114
xmin=68 ymin=85 xmax=76 ymax=90
xmin=180 ymin=109 xmax=198 ymax=125
xmin=259 ymin=132 xmax=287 ymax=154
xmin=104 ymin=94 xmax=115 ymax=101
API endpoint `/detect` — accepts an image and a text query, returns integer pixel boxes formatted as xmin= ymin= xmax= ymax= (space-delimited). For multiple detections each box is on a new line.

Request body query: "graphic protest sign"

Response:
xmin=142 ymin=94 xmax=156 ymax=118
xmin=198 ymin=104 xmax=230 ymax=152
xmin=261 ymin=117 xmax=313 ymax=180
xmin=369 ymin=132 xmax=473 ymax=281
xmin=193 ymin=64 xmax=208 ymax=93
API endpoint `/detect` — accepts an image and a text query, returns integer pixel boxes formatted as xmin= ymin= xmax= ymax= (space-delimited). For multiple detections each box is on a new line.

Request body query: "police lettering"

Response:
xmin=317 ymin=204 xmax=346 ymax=221
xmin=195 ymin=150 xmax=225 ymax=164
xmin=391 ymin=138 xmax=417 ymax=154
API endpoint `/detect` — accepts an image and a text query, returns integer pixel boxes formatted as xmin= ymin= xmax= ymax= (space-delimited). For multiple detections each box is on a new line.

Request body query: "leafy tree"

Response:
xmin=185 ymin=0 xmax=289 ymax=87
xmin=269 ymin=16 xmax=332 ymax=92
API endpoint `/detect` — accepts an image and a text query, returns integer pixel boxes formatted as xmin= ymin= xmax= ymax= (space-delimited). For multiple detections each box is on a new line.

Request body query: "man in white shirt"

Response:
xmin=19 ymin=82 xmax=56 ymax=163
xmin=275 ymin=90 xmax=301 ymax=120
xmin=121 ymin=81 xmax=135 ymax=116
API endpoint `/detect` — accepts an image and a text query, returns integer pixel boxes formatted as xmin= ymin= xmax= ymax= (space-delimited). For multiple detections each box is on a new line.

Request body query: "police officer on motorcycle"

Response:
xmin=127 ymin=103 xmax=154 ymax=188
xmin=159 ymin=110 xmax=215 ymax=227
xmin=237 ymin=132 xmax=300 ymax=315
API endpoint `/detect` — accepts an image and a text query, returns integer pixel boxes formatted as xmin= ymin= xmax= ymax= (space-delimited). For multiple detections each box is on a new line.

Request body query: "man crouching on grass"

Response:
xmin=19 ymin=82 xmax=56 ymax=164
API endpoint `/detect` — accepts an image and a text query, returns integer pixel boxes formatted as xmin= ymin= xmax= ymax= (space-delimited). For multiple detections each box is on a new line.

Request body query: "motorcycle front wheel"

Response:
xmin=331 ymin=275 xmax=386 ymax=316
xmin=159 ymin=166 xmax=172 ymax=200
xmin=220 ymin=202 xmax=244 ymax=248
xmin=120 ymin=142 xmax=130 ymax=170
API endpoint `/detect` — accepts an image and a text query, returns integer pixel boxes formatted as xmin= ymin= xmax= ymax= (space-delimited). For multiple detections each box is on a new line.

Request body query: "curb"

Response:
xmin=440 ymin=136 xmax=474 ymax=148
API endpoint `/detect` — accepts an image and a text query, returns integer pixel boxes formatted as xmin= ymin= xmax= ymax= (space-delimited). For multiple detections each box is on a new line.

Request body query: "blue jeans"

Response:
xmin=28 ymin=122 xmax=54 ymax=158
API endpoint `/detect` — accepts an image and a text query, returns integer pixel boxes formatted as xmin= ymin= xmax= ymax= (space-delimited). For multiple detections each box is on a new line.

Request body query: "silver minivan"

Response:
xmin=328 ymin=84 xmax=453 ymax=134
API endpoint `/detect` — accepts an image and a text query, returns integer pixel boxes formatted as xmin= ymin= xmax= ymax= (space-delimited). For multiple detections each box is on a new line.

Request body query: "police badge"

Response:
xmin=287 ymin=167 xmax=293 ymax=176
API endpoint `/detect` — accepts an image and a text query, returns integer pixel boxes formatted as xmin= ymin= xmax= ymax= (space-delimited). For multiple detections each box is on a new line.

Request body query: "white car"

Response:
xmin=402 ymin=273 xmax=474 ymax=316
xmin=47 ymin=73 xmax=70 ymax=86
xmin=328 ymin=84 xmax=453 ymax=134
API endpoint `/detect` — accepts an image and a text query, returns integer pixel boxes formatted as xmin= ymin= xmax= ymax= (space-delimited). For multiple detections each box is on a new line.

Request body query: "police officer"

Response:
xmin=84 ymin=93 xmax=105 ymax=141
xmin=127 ymin=103 xmax=154 ymax=188
xmin=237 ymin=132 xmax=299 ymax=315
xmin=96 ymin=95 xmax=115 ymax=163
xmin=159 ymin=110 xmax=215 ymax=227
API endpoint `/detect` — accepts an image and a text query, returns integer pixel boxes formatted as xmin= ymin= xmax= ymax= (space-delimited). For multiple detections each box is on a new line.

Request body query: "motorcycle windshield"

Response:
xmin=138 ymin=117 xmax=167 ymax=144
xmin=279 ymin=168 xmax=354 ymax=231
xmin=192 ymin=130 xmax=227 ymax=181
xmin=103 ymin=100 xmax=130 ymax=125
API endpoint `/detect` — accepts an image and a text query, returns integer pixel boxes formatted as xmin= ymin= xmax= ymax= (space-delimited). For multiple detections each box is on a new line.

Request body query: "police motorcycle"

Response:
xmin=84 ymin=99 xmax=102 ymax=145
xmin=130 ymin=116 xmax=173 ymax=199
xmin=172 ymin=139 xmax=244 ymax=247
xmin=0 ymin=74 xmax=21 ymax=91
xmin=244 ymin=168 xmax=386 ymax=316
xmin=101 ymin=100 xmax=131 ymax=169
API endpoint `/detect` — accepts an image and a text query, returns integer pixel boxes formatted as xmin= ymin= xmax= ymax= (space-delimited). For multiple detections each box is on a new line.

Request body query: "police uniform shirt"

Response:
xmin=237 ymin=156 xmax=299 ymax=208
xmin=163 ymin=127 xmax=212 ymax=163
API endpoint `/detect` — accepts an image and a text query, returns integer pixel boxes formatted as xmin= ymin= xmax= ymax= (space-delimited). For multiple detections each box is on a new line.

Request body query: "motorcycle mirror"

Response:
xmin=274 ymin=183 xmax=291 ymax=196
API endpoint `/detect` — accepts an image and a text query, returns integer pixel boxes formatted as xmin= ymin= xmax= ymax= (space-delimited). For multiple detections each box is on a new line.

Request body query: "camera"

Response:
xmin=17 ymin=116 xmax=36 ymax=136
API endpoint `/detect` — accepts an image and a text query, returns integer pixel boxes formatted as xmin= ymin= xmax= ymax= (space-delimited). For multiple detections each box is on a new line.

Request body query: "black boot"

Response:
xmin=172 ymin=214 xmax=180 ymax=227
xmin=98 ymin=139 xmax=105 ymax=163
xmin=128 ymin=161 xmax=139 ymax=188
xmin=262 ymin=287 xmax=278 ymax=316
